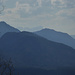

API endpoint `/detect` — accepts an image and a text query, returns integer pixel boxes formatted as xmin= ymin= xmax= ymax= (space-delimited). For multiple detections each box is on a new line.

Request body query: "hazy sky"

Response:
xmin=0 ymin=0 xmax=75 ymax=35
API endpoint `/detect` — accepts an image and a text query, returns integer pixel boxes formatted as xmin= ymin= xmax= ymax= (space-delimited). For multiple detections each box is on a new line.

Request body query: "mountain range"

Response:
xmin=0 ymin=21 xmax=75 ymax=50
xmin=0 ymin=31 xmax=75 ymax=70
xmin=34 ymin=28 xmax=75 ymax=49
xmin=0 ymin=22 xmax=75 ymax=75
xmin=0 ymin=21 xmax=20 ymax=37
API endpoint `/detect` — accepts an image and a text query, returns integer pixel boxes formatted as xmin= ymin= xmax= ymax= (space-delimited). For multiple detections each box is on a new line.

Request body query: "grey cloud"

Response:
xmin=61 ymin=0 xmax=75 ymax=8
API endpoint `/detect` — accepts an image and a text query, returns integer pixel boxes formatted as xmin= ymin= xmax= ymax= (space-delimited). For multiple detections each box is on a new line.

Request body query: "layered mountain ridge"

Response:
xmin=34 ymin=28 xmax=75 ymax=49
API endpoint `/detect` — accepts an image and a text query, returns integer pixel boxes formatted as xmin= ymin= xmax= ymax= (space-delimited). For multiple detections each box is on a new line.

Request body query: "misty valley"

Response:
xmin=0 ymin=21 xmax=75 ymax=75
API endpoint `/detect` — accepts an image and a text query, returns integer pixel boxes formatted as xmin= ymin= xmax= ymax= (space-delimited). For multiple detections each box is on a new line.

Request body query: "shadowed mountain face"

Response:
xmin=34 ymin=28 xmax=75 ymax=49
xmin=0 ymin=31 xmax=75 ymax=70
xmin=0 ymin=21 xmax=20 ymax=37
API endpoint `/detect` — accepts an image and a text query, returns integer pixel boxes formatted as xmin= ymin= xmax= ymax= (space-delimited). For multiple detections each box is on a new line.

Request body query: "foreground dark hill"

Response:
xmin=0 ymin=31 xmax=75 ymax=70
xmin=15 ymin=67 xmax=75 ymax=75
xmin=34 ymin=28 xmax=75 ymax=49
xmin=0 ymin=21 xmax=20 ymax=37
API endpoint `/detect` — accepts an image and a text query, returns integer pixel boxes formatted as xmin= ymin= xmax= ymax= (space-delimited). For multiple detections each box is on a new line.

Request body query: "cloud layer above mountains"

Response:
xmin=0 ymin=0 xmax=75 ymax=34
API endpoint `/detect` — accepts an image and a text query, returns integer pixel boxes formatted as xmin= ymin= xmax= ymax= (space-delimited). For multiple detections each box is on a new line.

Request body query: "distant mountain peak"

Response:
xmin=0 ymin=21 xmax=11 ymax=27
xmin=0 ymin=21 xmax=20 ymax=37
xmin=0 ymin=21 xmax=7 ymax=24
xmin=38 ymin=28 xmax=70 ymax=36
